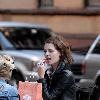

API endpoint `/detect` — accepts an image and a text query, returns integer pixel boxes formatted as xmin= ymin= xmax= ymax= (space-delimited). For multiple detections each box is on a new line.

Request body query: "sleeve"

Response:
xmin=9 ymin=86 xmax=20 ymax=100
xmin=38 ymin=71 xmax=76 ymax=100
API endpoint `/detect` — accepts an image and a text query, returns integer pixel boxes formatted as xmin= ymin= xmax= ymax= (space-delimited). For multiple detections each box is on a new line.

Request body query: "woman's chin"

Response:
xmin=47 ymin=62 xmax=51 ymax=65
xmin=47 ymin=62 xmax=52 ymax=65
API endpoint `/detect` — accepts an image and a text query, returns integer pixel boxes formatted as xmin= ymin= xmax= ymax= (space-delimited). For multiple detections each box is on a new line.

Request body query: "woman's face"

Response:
xmin=44 ymin=43 xmax=61 ymax=66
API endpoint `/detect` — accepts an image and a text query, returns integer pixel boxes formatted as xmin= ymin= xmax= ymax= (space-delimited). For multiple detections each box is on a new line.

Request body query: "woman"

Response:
xmin=37 ymin=35 xmax=76 ymax=100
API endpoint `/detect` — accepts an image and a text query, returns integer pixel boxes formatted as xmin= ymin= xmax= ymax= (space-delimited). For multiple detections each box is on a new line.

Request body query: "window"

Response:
xmin=38 ymin=0 xmax=53 ymax=8
xmin=87 ymin=0 xmax=100 ymax=7
xmin=1 ymin=27 xmax=51 ymax=49
xmin=92 ymin=39 xmax=100 ymax=54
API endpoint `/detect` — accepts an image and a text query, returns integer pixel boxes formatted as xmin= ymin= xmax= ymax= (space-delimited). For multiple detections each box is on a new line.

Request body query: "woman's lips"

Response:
xmin=45 ymin=58 xmax=51 ymax=63
xmin=46 ymin=58 xmax=51 ymax=60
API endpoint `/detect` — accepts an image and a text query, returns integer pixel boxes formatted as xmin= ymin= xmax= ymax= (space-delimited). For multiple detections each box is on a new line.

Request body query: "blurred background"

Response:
xmin=0 ymin=0 xmax=100 ymax=50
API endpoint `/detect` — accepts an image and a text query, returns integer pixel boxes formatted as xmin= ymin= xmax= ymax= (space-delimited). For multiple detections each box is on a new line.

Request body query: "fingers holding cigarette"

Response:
xmin=37 ymin=58 xmax=46 ymax=78
xmin=37 ymin=58 xmax=46 ymax=66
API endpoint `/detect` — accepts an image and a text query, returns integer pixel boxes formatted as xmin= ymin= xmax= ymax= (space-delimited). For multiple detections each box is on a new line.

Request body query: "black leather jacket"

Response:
xmin=38 ymin=61 xmax=76 ymax=100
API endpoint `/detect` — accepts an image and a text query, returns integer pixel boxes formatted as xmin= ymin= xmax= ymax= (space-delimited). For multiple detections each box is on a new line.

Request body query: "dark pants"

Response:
xmin=89 ymin=86 xmax=100 ymax=100
xmin=76 ymin=89 xmax=89 ymax=100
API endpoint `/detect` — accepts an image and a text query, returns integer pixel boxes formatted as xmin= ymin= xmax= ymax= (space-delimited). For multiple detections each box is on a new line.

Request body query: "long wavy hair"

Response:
xmin=44 ymin=35 xmax=73 ymax=64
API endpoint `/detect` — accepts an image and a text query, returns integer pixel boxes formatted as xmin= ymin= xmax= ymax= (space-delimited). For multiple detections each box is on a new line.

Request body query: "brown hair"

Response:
xmin=44 ymin=35 xmax=73 ymax=64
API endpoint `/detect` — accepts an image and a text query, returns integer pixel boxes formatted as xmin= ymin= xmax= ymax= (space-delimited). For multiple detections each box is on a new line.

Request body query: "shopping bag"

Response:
xmin=18 ymin=81 xmax=42 ymax=100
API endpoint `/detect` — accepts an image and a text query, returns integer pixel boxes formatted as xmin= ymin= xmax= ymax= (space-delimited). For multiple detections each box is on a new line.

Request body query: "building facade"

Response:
xmin=0 ymin=0 xmax=100 ymax=48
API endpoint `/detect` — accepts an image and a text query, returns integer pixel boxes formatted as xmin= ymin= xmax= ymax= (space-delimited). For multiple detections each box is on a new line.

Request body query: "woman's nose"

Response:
xmin=45 ymin=51 xmax=49 ymax=56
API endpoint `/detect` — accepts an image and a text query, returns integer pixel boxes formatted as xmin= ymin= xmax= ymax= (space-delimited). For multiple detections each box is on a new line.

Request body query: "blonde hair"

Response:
xmin=0 ymin=55 xmax=15 ymax=78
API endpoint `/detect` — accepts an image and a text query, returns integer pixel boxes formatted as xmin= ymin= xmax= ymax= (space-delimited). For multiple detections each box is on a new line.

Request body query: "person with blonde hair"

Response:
xmin=37 ymin=35 xmax=76 ymax=100
xmin=0 ymin=55 xmax=19 ymax=100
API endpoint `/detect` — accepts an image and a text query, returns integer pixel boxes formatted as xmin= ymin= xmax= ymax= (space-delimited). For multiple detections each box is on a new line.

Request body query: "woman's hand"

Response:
xmin=37 ymin=59 xmax=46 ymax=79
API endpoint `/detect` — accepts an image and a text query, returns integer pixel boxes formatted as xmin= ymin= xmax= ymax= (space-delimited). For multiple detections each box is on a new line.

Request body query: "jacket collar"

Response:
xmin=55 ymin=61 xmax=71 ymax=73
xmin=0 ymin=79 xmax=6 ymax=83
xmin=46 ymin=60 xmax=71 ymax=75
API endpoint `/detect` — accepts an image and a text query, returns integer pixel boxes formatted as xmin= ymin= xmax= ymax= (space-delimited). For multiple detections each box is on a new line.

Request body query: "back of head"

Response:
xmin=0 ymin=55 xmax=15 ymax=80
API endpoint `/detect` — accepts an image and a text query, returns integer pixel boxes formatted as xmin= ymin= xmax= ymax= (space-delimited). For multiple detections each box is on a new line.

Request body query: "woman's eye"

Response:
xmin=49 ymin=50 xmax=53 ymax=53
xmin=44 ymin=49 xmax=54 ymax=53
xmin=44 ymin=50 xmax=46 ymax=53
